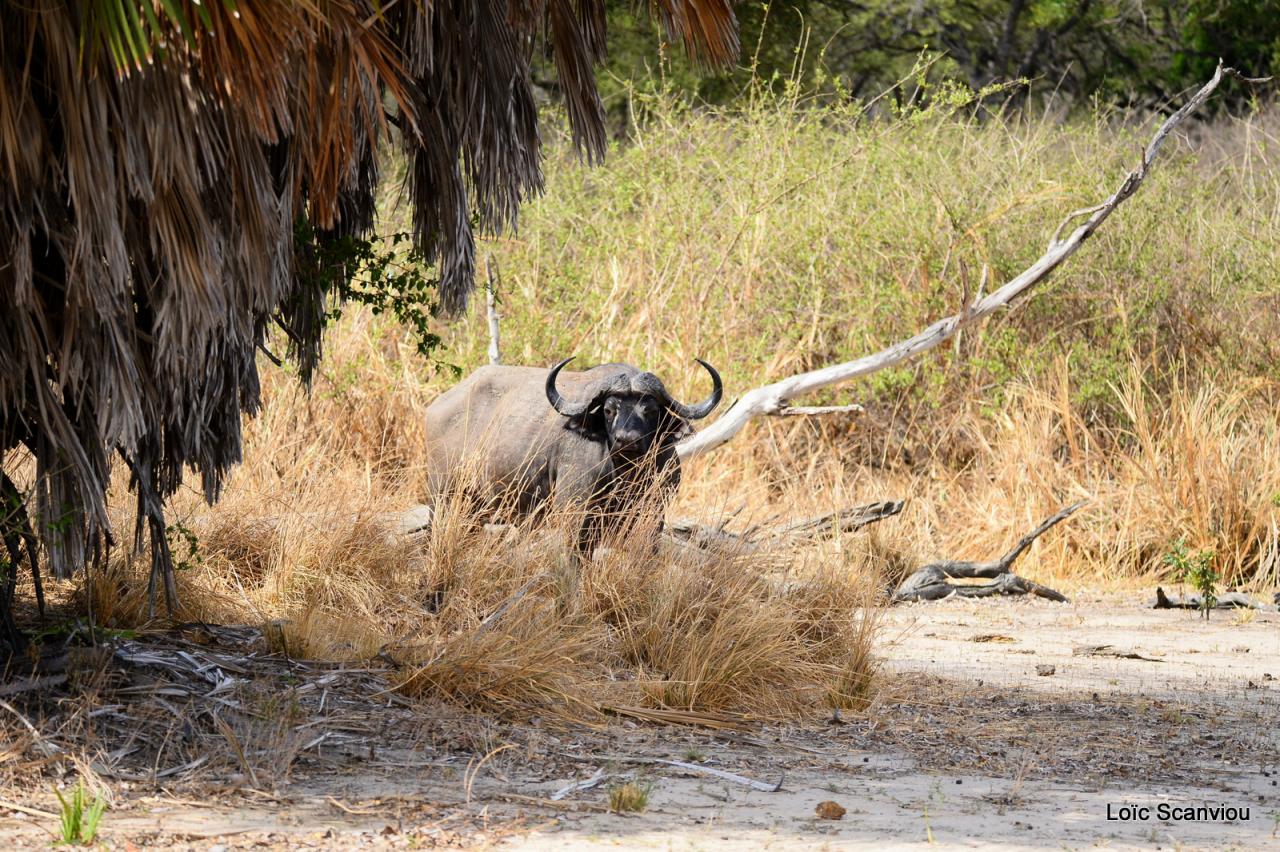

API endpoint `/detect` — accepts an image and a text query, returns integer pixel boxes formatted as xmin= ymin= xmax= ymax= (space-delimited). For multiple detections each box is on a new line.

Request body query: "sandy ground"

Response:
xmin=2 ymin=593 xmax=1277 ymax=850
xmin=509 ymin=593 xmax=1280 ymax=851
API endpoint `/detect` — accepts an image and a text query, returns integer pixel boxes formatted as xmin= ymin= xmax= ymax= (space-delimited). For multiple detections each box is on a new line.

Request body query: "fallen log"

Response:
xmin=664 ymin=500 xmax=905 ymax=551
xmin=893 ymin=568 xmax=1068 ymax=603
xmin=400 ymin=499 xmax=1077 ymax=609
xmin=892 ymin=501 xmax=1084 ymax=604
xmin=1153 ymin=587 xmax=1271 ymax=611
xmin=389 ymin=500 xmax=906 ymax=553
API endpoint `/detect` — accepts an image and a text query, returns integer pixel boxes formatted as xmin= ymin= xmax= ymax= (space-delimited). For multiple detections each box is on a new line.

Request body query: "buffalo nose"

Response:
xmin=615 ymin=432 xmax=649 ymax=450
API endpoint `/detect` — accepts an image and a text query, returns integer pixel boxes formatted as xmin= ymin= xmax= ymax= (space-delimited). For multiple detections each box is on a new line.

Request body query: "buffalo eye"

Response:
xmin=603 ymin=398 xmax=619 ymax=418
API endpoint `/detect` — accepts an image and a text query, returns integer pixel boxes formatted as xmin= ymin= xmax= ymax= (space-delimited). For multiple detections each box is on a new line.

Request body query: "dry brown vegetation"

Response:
xmin=74 ymin=319 xmax=882 ymax=722
xmin=69 ymin=312 xmax=1279 ymax=731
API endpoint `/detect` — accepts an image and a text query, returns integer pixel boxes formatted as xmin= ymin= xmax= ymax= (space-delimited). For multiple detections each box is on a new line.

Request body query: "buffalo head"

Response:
xmin=545 ymin=358 xmax=722 ymax=457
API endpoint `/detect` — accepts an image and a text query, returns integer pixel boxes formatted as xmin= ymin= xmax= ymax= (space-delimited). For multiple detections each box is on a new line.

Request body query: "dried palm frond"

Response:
xmin=0 ymin=0 xmax=738 ymax=650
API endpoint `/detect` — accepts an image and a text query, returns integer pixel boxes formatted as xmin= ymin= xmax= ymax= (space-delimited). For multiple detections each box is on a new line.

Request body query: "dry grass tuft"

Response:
xmin=608 ymin=780 xmax=652 ymax=813
xmin=90 ymin=503 xmax=884 ymax=719
xmin=386 ymin=492 xmax=885 ymax=717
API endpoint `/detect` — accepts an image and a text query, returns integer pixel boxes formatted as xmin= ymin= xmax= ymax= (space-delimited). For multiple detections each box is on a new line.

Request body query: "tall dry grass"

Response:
xmin=57 ymin=90 xmax=1280 ymax=724
xmin=88 ymin=409 xmax=882 ymax=720
xmin=76 ymin=310 xmax=883 ymax=719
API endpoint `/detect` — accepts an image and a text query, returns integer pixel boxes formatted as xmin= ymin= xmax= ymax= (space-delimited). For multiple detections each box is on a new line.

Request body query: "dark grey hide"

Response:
xmin=424 ymin=359 xmax=722 ymax=551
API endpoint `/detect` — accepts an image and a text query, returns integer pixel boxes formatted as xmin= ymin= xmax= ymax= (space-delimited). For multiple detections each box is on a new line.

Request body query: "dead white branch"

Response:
xmin=776 ymin=403 xmax=865 ymax=416
xmin=578 ymin=755 xmax=784 ymax=791
xmin=551 ymin=767 xmax=610 ymax=800
xmin=677 ymin=63 xmax=1270 ymax=461
xmin=485 ymin=256 xmax=502 ymax=366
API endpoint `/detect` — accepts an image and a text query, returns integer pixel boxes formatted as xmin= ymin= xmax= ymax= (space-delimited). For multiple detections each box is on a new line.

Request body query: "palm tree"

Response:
xmin=0 ymin=0 xmax=737 ymax=654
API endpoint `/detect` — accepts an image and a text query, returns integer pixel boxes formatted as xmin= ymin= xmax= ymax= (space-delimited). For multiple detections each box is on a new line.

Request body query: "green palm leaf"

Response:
xmin=80 ymin=0 xmax=208 ymax=70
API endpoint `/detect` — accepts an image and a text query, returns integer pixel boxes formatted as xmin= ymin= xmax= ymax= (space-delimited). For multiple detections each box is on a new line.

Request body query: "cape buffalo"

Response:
xmin=424 ymin=358 xmax=723 ymax=551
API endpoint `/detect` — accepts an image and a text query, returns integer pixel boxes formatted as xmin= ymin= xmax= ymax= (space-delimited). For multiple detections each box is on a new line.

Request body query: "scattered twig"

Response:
xmin=1072 ymin=645 xmax=1163 ymax=663
xmin=562 ymin=752 xmax=782 ymax=792
xmin=91 ymin=755 xmax=210 ymax=783
xmin=0 ymin=673 xmax=68 ymax=697
xmin=495 ymin=792 xmax=614 ymax=813
xmin=647 ymin=758 xmax=784 ymax=792
xmin=709 ymin=730 xmax=840 ymax=756
xmin=326 ymin=796 xmax=387 ymax=816
xmin=551 ymin=767 xmax=609 ymax=800
xmin=465 ymin=744 xmax=514 ymax=804
xmin=0 ymin=799 xmax=60 ymax=820
xmin=211 ymin=712 xmax=259 ymax=788
xmin=598 ymin=705 xmax=754 ymax=731
xmin=0 ymin=697 xmax=61 ymax=757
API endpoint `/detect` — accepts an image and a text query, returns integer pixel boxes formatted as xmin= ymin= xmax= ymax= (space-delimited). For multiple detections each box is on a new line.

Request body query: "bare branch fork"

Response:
xmin=892 ymin=500 xmax=1087 ymax=603
xmin=676 ymin=63 xmax=1271 ymax=461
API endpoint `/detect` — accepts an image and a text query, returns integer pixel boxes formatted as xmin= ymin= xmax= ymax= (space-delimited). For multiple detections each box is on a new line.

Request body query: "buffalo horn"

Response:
xmin=545 ymin=357 xmax=593 ymax=417
xmin=665 ymin=359 xmax=723 ymax=420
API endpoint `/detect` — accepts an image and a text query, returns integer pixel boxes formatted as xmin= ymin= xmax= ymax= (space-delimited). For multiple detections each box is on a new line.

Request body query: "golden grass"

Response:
xmin=607 ymin=780 xmax=651 ymax=813
xmin=72 ymin=288 xmax=1280 ymax=725
xmin=89 ymin=496 xmax=884 ymax=719
xmin=676 ymin=363 xmax=1280 ymax=590
xmin=81 ymin=326 xmax=886 ymax=721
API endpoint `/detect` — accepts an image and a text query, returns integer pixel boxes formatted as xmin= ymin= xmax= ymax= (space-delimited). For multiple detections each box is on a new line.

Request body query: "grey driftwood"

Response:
xmin=1153 ymin=587 xmax=1272 ymax=611
xmin=664 ymin=500 xmax=905 ymax=551
xmin=891 ymin=501 xmax=1085 ymax=604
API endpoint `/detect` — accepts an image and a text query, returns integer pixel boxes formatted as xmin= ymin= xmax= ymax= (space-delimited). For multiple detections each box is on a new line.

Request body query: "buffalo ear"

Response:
xmin=566 ymin=406 xmax=608 ymax=441
xmin=658 ymin=411 xmax=694 ymax=447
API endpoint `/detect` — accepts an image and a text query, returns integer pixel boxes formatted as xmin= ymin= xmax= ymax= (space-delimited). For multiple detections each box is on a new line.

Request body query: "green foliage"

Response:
xmin=1163 ymin=539 xmax=1219 ymax=620
xmin=78 ymin=0 xmax=207 ymax=72
xmin=165 ymin=521 xmax=203 ymax=573
xmin=54 ymin=781 xmax=107 ymax=846
xmin=1176 ymin=1 xmax=1280 ymax=84
xmin=293 ymin=218 xmax=446 ymax=364
xmin=588 ymin=1 xmax=1278 ymax=115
